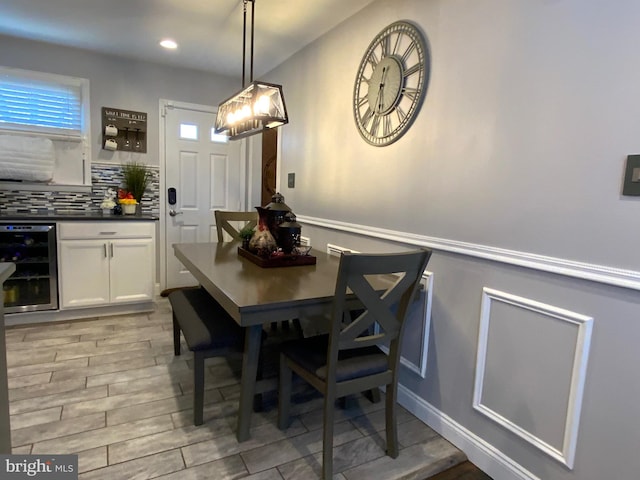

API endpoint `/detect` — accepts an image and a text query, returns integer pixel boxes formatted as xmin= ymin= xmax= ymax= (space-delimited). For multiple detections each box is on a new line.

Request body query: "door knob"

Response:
xmin=169 ymin=209 xmax=183 ymax=217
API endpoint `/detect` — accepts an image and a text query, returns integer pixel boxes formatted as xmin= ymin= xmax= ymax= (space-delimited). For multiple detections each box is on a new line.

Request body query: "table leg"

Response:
xmin=237 ymin=324 xmax=263 ymax=442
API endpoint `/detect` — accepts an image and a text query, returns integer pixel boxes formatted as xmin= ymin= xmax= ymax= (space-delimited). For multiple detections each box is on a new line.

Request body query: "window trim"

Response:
xmin=0 ymin=66 xmax=91 ymax=186
xmin=0 ymin=66 xmax=90 ymax=140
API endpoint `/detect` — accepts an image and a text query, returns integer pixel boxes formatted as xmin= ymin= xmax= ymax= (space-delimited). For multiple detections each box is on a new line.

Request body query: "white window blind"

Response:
xmin=0 ymin=67 xmax=88 ymax=139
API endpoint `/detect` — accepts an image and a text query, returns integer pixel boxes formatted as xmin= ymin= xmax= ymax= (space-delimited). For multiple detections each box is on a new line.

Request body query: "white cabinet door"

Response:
xmin=59 ymin=240 xmax=110 ymax=308
xmin=109 ymin=238 xmax=154 ymax=304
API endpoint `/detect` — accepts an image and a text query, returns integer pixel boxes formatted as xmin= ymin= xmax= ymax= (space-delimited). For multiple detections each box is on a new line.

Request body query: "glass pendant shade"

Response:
xmin=214 ymin=81 xmax=288 ymax=140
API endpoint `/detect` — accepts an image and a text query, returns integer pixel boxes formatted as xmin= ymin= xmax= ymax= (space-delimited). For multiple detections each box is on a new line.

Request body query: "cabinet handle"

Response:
xmin=110 ymin=243 xmax=114 ymax=258
xmin=99 ymin=232 xmax=117 ymax=235
xmin=103 ymin=243 xmax=108 ymax=258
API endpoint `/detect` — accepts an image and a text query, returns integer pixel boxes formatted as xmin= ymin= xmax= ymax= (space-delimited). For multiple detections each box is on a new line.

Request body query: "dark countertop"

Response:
xmin=0 ymin=211 xmax=158 ymax=222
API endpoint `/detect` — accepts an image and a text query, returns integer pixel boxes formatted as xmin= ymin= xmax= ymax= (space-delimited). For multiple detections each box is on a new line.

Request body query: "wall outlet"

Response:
xmin=288 ymin=172 xmax=295 ymax=188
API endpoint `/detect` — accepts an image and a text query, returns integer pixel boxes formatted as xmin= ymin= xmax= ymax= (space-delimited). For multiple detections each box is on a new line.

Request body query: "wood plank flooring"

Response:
xmin=427 ymin=461 xmax=493 ymax=480
xmin=5 ymin=297 xmax=468 ymax=479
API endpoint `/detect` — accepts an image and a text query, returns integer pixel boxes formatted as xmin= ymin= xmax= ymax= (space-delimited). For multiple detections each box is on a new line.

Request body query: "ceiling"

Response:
xmin=0 ymin=0 xmax=376 ymax=78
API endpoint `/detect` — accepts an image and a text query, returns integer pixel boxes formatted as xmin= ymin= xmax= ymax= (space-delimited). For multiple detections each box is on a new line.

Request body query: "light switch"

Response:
xmin=623 ymin=155 xmax=640 ymax=195
xmin=288 ymin=173 xmax=295 ymax=188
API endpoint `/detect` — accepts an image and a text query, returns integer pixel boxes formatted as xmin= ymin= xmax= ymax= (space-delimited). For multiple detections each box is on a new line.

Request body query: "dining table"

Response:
xmin=173 ymin=241 xmax=351 ymax=442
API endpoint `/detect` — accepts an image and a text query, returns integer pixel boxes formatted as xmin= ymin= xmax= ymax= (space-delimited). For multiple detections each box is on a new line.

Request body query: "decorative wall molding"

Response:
xmin=473 ymin=288 xmax=593 ymax=469
xmin=298 ymin=215 xmax=640 ymax=291
xmin=398 ymin=384 xmax=541 ymax=480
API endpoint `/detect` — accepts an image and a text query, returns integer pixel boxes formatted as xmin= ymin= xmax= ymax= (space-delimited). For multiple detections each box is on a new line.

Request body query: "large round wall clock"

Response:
xmin=353 ymin=21 xmax=430 ymax=146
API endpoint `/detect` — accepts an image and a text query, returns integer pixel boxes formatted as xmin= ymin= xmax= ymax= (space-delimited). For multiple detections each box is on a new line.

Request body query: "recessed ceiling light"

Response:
xmin=160 ymin=39 xmax=178 ymax=50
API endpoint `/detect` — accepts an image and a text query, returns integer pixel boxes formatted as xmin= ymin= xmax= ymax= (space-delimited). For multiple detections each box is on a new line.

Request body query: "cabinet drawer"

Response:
xmin=58 ymin=221 xmax=154 ymax=240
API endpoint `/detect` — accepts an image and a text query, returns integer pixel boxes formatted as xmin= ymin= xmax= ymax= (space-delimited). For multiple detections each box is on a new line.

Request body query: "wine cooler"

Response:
xmin=0 ymin=224 xmax=58 ymax=313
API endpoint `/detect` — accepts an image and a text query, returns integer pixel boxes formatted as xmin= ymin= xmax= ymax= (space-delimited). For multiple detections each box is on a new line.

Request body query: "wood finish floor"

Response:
xmin=5 ymin=297 xmax=467 ymax=479
xmin=427 ymin=461 xmax=492 ymax=480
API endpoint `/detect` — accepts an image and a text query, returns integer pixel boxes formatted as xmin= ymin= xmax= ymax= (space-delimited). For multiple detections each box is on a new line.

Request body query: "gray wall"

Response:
xmin=263 ymin=0 xmax=640 ymax=479
xmin=0 ymin=34 xmax=237 ymax=169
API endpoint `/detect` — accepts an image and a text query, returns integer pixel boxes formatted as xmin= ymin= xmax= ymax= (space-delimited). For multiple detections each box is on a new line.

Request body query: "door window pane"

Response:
xmin=180 ymin=123 xmax=198 ymax=140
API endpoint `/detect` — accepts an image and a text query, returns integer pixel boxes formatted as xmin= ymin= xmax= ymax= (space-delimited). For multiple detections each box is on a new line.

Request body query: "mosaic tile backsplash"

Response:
xmin=0 ymin=162 xmax=160 ymax=216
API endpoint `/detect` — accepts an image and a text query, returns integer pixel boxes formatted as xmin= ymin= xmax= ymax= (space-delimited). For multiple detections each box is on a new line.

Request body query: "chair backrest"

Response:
xmin=327 ymin=249 xmax=432 ymax=374
xmin=214 ymin=210 xmax=258 ymax=242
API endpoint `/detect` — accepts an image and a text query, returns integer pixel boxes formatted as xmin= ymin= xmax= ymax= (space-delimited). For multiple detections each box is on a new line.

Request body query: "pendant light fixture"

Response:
xmin=214 ymin=0 xmax=288 ymax=140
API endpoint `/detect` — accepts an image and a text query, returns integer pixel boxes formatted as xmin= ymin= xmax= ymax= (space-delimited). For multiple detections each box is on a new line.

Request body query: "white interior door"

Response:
xmin=163 ymin=104 xmax=243 ymax=289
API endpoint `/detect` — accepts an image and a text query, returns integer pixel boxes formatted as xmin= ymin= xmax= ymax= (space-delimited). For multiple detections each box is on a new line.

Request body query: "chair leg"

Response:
xmin=322 ymin=388 xmax=336 ymax=480
xmin=385 ymin=381 xmax=399 ymax=458
xmin=193 ymin=351 xmax=205 ymax=426
xmin=172 ymin=314 xmax=181 ymax=356
xmin=278 ymin=353 xmax=292 ymax=430
xmin=292 ymin=318 xmax=304 ymax=337
xmin=365 ymin=387 xmax=381 ymax=404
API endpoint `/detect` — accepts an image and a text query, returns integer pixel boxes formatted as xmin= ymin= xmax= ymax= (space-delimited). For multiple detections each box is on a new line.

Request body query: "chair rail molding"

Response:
xmin=297 ymin=215 xmax=640 ymax=291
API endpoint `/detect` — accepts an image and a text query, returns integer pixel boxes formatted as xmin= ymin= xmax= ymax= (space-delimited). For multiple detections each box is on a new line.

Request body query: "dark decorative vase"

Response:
xmin=249 ymin=206 xmax=277 ymax=257
xmin=278 ymin=213 xmax=302 ymax=254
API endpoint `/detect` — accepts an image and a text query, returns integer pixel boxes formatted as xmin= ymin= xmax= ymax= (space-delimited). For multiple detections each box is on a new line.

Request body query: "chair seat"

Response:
xmin=281 ymin=334 xmax=388 ymax=382
xmin=168 ymin=288 xmax=244 ymax=351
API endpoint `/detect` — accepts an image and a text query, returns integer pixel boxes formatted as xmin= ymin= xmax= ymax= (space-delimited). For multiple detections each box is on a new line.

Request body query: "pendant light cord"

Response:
xmin=241 ymin=0 xmax=256 ymax=88
xmin=250 ymin=0 xmax=255 ymax=83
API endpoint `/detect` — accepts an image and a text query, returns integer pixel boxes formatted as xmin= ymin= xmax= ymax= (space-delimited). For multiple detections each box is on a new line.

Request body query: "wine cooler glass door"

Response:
xmin=0 ymin=224 xmax=58 ymax=313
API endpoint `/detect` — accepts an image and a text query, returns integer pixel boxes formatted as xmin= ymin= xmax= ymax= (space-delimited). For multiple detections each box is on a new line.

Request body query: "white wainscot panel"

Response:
xmin=473 ymin=288 xmax=593 ymax=468
xmin=179 ymin=151 xmax=198 ymax=209
xmin=210 ymin=153 xmax=228 ymax=209
xmin=377 ymin=271 xmax=433 ymax=378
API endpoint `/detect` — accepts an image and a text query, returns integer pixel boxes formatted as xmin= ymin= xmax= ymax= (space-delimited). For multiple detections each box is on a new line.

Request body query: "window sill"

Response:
xmin=0 ymin=182 xmax=91 ymax=193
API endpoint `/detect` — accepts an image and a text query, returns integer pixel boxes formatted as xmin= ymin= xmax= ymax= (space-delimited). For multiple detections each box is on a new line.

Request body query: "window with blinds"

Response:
xmin=0 ymin=67 xmax=89 ymax=140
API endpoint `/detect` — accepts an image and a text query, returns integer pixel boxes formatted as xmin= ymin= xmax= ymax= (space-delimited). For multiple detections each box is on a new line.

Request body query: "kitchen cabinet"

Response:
xmin=57 ymin=221 xmax=154 ymax=308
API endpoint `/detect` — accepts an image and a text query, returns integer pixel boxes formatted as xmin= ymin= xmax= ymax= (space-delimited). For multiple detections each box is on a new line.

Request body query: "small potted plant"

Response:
xmin=100 ymin=187 xmax=117 ymax=215
xmin=121 ymin=161 xmax=151 ymax=204
xmin=118 ymin=188 xmax=137 ymax=215
xmin=238 ymin=225 xmax=255 ymax=250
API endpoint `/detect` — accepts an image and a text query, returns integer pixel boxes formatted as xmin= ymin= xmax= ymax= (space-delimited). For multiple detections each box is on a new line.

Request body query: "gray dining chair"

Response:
xmin=214 ymin=210 xmax=257 ymax=242
xmin=277 ymin=248 xmax=432 ymax=479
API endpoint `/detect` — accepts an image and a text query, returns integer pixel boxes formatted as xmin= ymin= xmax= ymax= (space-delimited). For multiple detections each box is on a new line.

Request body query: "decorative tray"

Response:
xmin=237 ymin=247 xmax=316 ymax=268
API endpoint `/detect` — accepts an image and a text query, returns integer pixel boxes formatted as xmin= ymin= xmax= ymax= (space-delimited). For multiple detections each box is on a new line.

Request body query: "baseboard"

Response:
xmin=5 ymin=302 xmax=155 ymax=326
xmin=397 ymin=383 xmax=541 ymax=480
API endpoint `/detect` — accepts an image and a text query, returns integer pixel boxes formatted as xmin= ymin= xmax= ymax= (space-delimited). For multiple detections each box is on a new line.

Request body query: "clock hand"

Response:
xmin=376 ymin=66 xmax=388 ymax=113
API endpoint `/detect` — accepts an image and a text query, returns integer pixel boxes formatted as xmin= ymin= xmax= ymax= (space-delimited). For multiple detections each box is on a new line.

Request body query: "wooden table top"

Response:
xmin=173 ymin=242 xmax=341 ymax=326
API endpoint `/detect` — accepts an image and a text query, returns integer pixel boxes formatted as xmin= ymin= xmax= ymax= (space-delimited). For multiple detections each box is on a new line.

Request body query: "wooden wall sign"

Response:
xmin=101 ymin=107 xmax=147 ymax=153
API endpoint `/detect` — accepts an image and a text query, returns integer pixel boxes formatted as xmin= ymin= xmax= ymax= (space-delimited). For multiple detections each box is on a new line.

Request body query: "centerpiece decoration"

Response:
xmin=239 ymin=193 xmax=315 ymax=267
xmin=238 ymin=225 xmax=256 ymax=250
xmin=248 ymin=206 xmax=277 ymax=256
